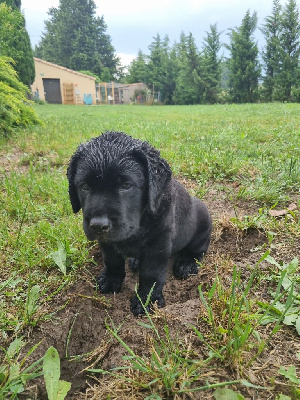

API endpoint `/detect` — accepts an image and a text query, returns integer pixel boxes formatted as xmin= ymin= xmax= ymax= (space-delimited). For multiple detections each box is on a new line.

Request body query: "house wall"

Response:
xmin=31 ymin=58 xmax=96 ymax=105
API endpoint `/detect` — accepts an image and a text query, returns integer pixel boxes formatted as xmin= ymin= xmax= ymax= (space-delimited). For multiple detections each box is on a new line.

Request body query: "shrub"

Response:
xmin=0 ymin=56 xmax=40 ymax=137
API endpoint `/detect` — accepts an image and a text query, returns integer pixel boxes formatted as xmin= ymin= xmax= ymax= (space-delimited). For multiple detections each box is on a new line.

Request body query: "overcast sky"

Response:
xmin=22 ymin=0 xmax=295 ymax=66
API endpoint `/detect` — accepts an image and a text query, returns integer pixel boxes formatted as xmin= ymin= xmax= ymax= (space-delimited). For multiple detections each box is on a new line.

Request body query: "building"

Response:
xmin=31 ymin=58 xmax=97 ymax=105
xmin=97 ymin=82 xmax=149 ymax=104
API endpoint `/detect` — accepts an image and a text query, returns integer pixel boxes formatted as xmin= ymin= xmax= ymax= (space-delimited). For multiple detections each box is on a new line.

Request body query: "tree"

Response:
xmin=173 ymin=32 xmax=202 ymax=104
xmin=147 ymin=34 xmax=176 ymax=103
xmin=274 ymin=0 xmax=300 ymax=101
xmin=0 ymin=1 xmax=35 ymax=86
xmin=1 ymin=0 xmax=21 ymax=8
xmin=78 ymin=70 xmax=101 ymax=83
xmin=200 ymin=24 xmax=222 ymax=103
xmin=261 ymin=0 xmax=283 ymax=101
xmin=226 ymin=10 xmax=261 ymax=103
xmin=126 ymin=50 xmax=148 ymax=84
xmin=35 ymin=0 xmax=119 ymax=81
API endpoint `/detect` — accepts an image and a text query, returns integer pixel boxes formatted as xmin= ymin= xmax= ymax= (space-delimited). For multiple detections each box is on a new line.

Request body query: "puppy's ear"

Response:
xmin=67 ymin=151 xmax=82 ymax=213
xmin=133 ymin=147 xmax=171 ymax=215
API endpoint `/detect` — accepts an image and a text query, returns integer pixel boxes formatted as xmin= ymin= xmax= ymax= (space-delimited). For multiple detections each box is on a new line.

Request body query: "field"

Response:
xmin=0 ymin=103 xmax=299 ymax=399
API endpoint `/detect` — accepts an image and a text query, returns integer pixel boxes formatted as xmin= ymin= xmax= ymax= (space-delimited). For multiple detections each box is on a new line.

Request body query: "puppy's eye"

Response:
xmin=120 ymin=182 xmax=132 ymax=191
xmin=81 ymin=183 xmax=90 ymax=191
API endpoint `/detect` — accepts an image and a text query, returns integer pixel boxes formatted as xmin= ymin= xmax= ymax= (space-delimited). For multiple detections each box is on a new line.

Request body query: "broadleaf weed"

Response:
xmin=0 ymin=338 xmax=43 ymax=399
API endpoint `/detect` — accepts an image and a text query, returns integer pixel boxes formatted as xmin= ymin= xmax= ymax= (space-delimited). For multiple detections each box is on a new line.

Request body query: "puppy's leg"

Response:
xmin=130 ymin=255 xmax=168 ymax=316
xmin=97 ymin=243 xmax=125 ymax=294
xmin=128 ymin=258 xmax=140 ymax=272
xmin=173 ymin=254 xmax=201 ymax=280
xmin=173 ymin=236 xmax=211 ymax=280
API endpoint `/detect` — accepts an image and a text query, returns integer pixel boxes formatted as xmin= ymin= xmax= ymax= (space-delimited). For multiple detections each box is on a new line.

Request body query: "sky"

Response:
xmin=21 ymin=0 xmax=295 ymax=67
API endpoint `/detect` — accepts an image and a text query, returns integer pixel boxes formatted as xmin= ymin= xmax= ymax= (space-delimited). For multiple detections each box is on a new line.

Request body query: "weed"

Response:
xmin=24 ymin=284 xmax=41 ymax=326
xmin=43 ymin=346 xmax=71 ymax=400
xmin=195 ymin=251 xmax=296 ymax=370
xmin=0 ymin=338 xmax=43 ymax=398
xmin=231 ymin=207 xmax=269 ymax=231
xmin=278 ymin=364 xmax=300 ymax=399
xmin=259 ymin=256 xmax=300 ymax=335
xmin=48 ymin=240 xmax=77 ymax=276
xmin=0 ymin=339 xmax=70 ymax=400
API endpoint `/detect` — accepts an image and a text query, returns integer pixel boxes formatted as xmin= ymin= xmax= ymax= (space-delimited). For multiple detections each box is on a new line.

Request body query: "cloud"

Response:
xmin=117 ymin=53 xmax=136 ymax=67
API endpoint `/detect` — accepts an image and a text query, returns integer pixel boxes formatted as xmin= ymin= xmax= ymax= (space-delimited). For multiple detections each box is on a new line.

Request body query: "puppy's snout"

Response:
xmin=90 ymin=217 xmax=110 ymax=233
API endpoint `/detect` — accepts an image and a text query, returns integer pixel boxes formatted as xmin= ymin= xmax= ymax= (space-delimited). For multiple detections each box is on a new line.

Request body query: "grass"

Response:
xmin=0 ymin=103 xmax=299 ymax=398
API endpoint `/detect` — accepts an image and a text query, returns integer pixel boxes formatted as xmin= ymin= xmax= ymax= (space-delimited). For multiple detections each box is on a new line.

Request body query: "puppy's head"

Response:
xmin=67 ymin=132 xmax=171 ymax=242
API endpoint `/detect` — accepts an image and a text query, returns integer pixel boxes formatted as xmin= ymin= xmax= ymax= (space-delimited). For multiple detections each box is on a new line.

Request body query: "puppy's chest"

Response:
xmin=112 ymin=218 xmax=166 ymax=258
xmin=113 ymin=240 xmax=142 ymax=258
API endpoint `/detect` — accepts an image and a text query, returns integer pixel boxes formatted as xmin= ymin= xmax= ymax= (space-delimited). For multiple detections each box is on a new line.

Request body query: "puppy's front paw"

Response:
xmin=173 ymin=259 xmax=199 ymax=280
xmin=96 ymin=272 xmax=124 ymax=294
xmin=130 ymin=291 xmax=165 ymax=316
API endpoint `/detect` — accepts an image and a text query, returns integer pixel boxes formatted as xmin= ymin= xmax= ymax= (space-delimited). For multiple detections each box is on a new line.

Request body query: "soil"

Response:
xmin=18 ymin=181 xmax=300 ymax=399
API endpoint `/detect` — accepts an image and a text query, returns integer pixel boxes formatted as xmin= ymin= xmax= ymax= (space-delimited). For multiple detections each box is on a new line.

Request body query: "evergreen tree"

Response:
xmin=226 ymin=10 xmax=261 ymax=103
xmin=0 ymin=1 xmax=35 ymax=87
xmin=200 ymin=24 xmax=222 ymax=103
xmin=172 ymin=33 xmax=188 ymax=104
xmin=147 ymin=34 xmax=176 ymax=103
xmin=126 ymin=50 xmax=148 ymax=83
xmin=261 ymin=0 xmax=282 ymax=101
xmin=35 ymin=0 xmax=119 ymax=81
xmin=274 ymin=0 xmax=300 ymax=101
xmin=173 ymin=33 xmax=202 ymax=104
xmin=164 ymin=46 xmax=179 ymax=104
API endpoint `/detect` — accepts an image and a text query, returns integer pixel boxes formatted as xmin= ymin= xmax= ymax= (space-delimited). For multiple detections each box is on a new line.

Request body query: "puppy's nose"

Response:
xmin=90 ymin=217 xmax=110 ymax=233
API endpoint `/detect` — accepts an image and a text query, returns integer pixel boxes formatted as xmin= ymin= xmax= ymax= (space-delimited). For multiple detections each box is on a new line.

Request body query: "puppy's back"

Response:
xmin=170 ymin=179 xmax=211 ymax=254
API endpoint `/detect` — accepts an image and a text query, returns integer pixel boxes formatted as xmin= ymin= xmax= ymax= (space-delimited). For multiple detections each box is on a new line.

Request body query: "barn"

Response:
xmin=31 ymin=58 xmax=97 ymax=105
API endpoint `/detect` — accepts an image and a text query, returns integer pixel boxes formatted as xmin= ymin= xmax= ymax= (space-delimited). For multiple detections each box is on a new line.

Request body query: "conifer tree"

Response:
xmin=275 ymin=0 xmax=300 ymax=101
xmin=35 ymin=0 xmax=119 ymax=81
xmin=131 ymin=34 xmax=176 ymax=103
xmin=261 ymin=0 xmax=282 ymax=101
xmin=127 ymin=50 xmax=148 ymax=84
xmin=173 ymin=33 xmax=202 ymax=104
xmin=200 ymin=24 xmax=222 ymax=103
xmin=226 ymin=10 xmax=260 ymax=103
xmin=147 ymin=34 xmax=173 ymax=102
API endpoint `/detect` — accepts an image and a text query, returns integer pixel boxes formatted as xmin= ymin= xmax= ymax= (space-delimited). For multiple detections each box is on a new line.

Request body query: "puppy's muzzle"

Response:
xmin=90 ymin=217 xmax=110 ymax=233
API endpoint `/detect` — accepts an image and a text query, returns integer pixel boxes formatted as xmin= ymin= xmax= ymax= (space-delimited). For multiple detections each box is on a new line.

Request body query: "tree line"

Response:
xmin=127 ymin=0 xmax=300 ymax=104
xmin=0 ymin=0 xmax=300 ymax=106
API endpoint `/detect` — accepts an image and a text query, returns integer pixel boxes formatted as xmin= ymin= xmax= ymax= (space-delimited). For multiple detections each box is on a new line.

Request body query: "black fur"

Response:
xmin=67 ymin=131 xmax=212 ymax=316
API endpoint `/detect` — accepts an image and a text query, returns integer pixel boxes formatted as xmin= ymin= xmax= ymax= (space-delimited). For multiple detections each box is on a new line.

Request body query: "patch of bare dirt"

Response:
xmin=0 ymin=148 xmax=64 ymax=177
xmin=21 ymin=182 xmax=299 ymax=400
xmin=0 ymin=148 xmax=27 ymax=175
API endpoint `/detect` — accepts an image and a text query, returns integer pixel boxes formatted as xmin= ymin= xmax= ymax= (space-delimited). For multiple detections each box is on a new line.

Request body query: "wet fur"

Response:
xmin=67 ymin=131 xmax=212 ymax=316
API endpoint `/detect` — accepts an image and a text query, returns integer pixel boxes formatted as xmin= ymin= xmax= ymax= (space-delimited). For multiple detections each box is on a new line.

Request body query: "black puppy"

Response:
xmin=67 ymin=131 xmax=212 ymax=316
